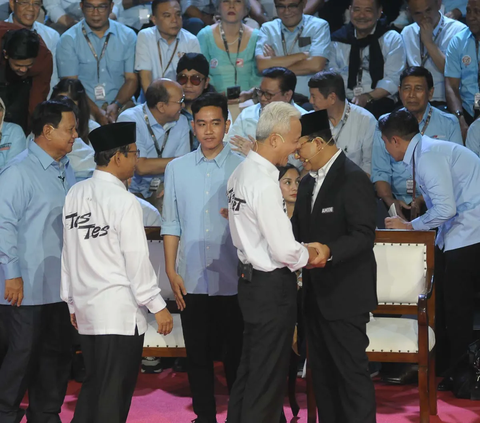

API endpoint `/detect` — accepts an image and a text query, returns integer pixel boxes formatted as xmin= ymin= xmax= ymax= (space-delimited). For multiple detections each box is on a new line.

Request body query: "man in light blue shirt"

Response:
xmin=162 ymin=92 xmax=243 ymax=423
xmin=117 ymin=78 xmax=190 ymax=208
xmin=402 ymin=0 xmax=466 ymax=106
xmin=382 ymin=108 xmax=480 ymax=391
xmin=0 ymin=98 xmax=26 ymax=169
xmin=372 ymin=66 xmax=462 ymax=222
xmin=56 ymin=0 xmax=137 ymax=125
xmin=255 ymin=0 xmax=330 ymax=99
xmin=466 ymin=117 xmax=480 ymax=155
xmin=0 ymin=100 xmax=77 ymax=423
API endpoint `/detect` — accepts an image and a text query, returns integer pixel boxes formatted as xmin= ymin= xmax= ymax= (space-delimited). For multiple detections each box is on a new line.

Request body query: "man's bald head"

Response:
xmin=146 ymin=78 xmax=183 ymax=109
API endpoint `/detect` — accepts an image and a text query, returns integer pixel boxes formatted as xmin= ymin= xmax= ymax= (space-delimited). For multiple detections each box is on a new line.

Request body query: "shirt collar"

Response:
xmin=280 ymin=15 xmax=305 ymax=34
xmin=92 ymin=169 xmax=127 ymax=190
xmin=29 ymin=139 xmax=63 ymax=170
xmin=82 ymin=19 xmax=116 ymax=38
xmin=309 ymin=148 xmax=341 ymax=179
xmin=247 ymin=150 xmax=279 ymax=181
xmin=433 ymin=11 xmax=444 ymax=36
xmin=156 ymin=27 xmax=180 ymax=44
xmin=195 ymin=142 xmax=231 ymax=167
xmin=144 ymin=103 xmax=161 ymax=127
xmin=403 ymin=133 xmax=422 ymax=167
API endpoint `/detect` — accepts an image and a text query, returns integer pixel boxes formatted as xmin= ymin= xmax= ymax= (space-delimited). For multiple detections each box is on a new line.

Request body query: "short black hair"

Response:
xmin=152 ymin=0 xmax=181 ymax=15
xmin=94 ymin=145 xmax=129 ymax=167
xmin=350 ymin=0 xmax=382 ymax=9
xmin=145 ymin=83 xmax=170 ymax=108
xmin=3 ymin=28 xmax=40 ymax=60
xmin=308 ymin=71 xmax=346 ymax=102
xmin=192 ymin=92 xmax=228 ymax=121
xmin=378 ymin=109 xmax=419 ymax=141
xmin=400 ymin=66 xmax=434 ymax=90
xmin=277 ymin=163 xmax=300 ymax=180
xmin=261 ymin=67 xmax=297 ymax=94
xmin=31 ymin=100 xmax=75 ymax=137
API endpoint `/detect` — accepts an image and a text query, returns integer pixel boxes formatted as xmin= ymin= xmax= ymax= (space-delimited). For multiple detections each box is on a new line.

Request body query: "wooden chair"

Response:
xmin=306 ymin=229 xmax=436 ymax=423
xmin=143 ymin=227 xmax=186 ymax=358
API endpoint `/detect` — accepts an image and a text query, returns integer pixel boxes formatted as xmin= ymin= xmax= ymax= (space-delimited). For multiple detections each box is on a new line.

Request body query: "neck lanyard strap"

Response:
xmin=143 ymin=104 xmax=171 ymax=157
xmin=333 ymin=102 xmax=351 ymax=141
xmin=219 ymin=22 xmax=243 ymax=86
xmin=82 ymin=26 xmax=111 ymax=81
xmin=158 ymin=37 xmax=180 ymax=77
xmin=281 ymin=26 xmax=303 ymax=56
xmin=420 ymin=106 xmax=433 ymax=135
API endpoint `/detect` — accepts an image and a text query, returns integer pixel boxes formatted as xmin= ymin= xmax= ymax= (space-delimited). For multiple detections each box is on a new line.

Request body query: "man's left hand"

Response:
xmin=106 ymin=103 xmax=120 ymax=124
xmin=307 ymin=242 xmax=330 ymax=268
xmin=385 ymin=216 xmax=413 ymax=230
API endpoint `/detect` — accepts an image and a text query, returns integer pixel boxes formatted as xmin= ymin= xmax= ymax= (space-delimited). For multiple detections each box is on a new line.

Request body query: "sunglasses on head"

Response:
xmin=177 ymin=74 xmax=205 ymax=86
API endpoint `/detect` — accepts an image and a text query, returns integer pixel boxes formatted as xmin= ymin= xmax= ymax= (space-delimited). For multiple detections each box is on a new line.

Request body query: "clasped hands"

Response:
xmin=306 ymin=242 xmax=330 ymax=268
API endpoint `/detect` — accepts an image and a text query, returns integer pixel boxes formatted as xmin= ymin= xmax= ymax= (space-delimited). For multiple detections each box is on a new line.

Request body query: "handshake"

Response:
xmin=306 ymin=242 xmax=331 ymax=268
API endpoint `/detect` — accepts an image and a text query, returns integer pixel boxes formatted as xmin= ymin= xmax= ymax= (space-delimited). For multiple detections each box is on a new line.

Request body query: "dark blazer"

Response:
xmin=291 ymin=151 xmax=378 ymax=321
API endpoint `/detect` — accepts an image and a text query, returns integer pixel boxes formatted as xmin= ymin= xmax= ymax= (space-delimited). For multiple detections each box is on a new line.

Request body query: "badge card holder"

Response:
xmin=94 ymin=84 xmax=106 ymax=101
xmin=406 ymin=179 xmax=414 ymax=195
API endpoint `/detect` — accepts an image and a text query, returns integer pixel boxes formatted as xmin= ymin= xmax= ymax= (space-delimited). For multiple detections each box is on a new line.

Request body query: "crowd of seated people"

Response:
xmin=2 ymin=0 xmax=480 ymax=421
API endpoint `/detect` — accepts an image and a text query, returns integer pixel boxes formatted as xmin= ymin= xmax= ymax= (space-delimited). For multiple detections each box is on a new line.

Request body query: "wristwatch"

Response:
xmin=454 ymin=110 xmax=464 ymax=119
xmin=365 ymin=93 xmax=374 ymax=104
xmin=111 ymin=100 xmax=123 ymax=109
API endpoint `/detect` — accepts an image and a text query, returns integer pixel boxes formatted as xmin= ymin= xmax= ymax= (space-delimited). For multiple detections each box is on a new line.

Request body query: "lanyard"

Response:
xmin=158 ymin=38 xmax=179 ymax=77
xmin=411 ymin=143 xmax=419 ymax=215
xmin=82 ymin=26 xmax=111 ymax=82
xmin=219 ymin=22 xmax=243 ymax=86
xmin=356 ymin=48 xmax=366 ymax=86
xmin=419 ymin=16 xmax=445 ymax=66
xmin=281 ymin=26 xmax=303 ymax=56
xmin=143 ymin=104 xmax=171 ymax=158
xmin=420 ymin=106 xmax=433 ymax=135
xmin=333 ymin=102 xmax=351 ymax=142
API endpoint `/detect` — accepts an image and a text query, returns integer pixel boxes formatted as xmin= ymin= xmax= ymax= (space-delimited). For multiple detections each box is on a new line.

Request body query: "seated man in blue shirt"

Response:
xmin=382 ymin=109 xmax=480 ymax=392
xmin=0 ymin=99 xmax=77 ymax=423
xmin=162 ymin=92 xmax=244 ymax=423
xmin=255 ymin=0 xmax=330 ymax=101
xmin=56 ymin=0 xmax=137 ymax=125
xmin=372 ymin=66 xmax=462 ymax=223
xmin=0 ymin=97 xmax=27 ymax=169
xmin=117 ymin=78 xmax=190 ymax=211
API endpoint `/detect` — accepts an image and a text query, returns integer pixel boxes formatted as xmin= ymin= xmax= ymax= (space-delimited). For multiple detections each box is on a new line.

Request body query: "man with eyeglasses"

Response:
xmin=329 ymin=0 xmax=406 ymax=119
xmin=255 ymin=0 xmax=330 ymax=101
xmin=228 ymin=67 xmax=306 ymax=161
xmin=117 ymin=78 xmax=190 ymax=211
xmin=57 ymin=0 xmax=137 ymax=125
xmin=6 ymin=0 xmax=60 ymax=93
xmin=135 ymin=0 xmax=200 ymax=95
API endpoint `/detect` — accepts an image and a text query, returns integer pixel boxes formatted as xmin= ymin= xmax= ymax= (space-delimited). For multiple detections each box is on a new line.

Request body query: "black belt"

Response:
xmin=238 ymin=261 xmax=290 ymax=281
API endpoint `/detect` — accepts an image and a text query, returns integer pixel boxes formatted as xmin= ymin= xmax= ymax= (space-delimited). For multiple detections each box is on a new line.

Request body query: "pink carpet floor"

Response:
xmin=21 ymin=365 xmax=480 ymax=423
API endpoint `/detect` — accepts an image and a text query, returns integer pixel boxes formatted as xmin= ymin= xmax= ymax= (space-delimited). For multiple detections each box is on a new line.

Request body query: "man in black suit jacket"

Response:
xmin=292 ymin=110 xmax=378 ymax=423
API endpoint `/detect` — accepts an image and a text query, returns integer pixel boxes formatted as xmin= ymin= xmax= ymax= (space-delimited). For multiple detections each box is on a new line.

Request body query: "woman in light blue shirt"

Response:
xmin=0 ymin=98 xmax=27 ymax=170
xmin=197 ymin=0 xmax=261 ymax=96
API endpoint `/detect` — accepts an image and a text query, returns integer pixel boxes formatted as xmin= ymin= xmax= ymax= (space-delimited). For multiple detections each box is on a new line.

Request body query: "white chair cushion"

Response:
xmin=374 ymin=243 xmax=426 ymax=304
xmin=143 ymin=313 xmax=185 ymax=349
xmin=147 ymin=240 xmax=175 ymax=300
xmin=366 ymin=317 xmax=435 ymax=353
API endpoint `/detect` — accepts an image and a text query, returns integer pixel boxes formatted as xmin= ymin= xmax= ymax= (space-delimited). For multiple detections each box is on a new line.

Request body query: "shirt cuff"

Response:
xmin=160 ymin=223 xmax=181 ymax=237
xmin=376 ymin=79 xmax=398 ymax=96
xmin=411 ymin=216 xmax=430 ymax=231
xmin=2 ymin=261 xmax=21 ymax=280
xmin=370 ymin=172 xmax=391 ymax=184
xmin=67 ymin=302 xmax=75 ymax=314
xmin=145 ymin=294 xmax=167 ymax=314
xmin=289 ymin=245 xmax=309 ymax=272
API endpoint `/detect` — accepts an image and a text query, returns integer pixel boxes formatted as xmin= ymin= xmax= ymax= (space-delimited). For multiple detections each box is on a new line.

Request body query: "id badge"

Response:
xmin=94 ymin=84 xmax=106 ymax=101
xmin=353 ymin=85 xmax=364 ymax=97
xmin=139 ymin=8 xmax=150 ymax=25
xmin=406 ymin=178 xmax=414 ymax=195
xmin=475 ymin=93 xmax=480 ymax=110
xmin=149 ymin=177 xmax=161 ymax=192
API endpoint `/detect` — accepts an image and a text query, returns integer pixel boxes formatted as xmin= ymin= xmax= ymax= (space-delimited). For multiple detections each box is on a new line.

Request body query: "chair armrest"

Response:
xmin=425 ymin=269 xmax=434 ymax=299
xmin=418 ymin=293 xmax=428 ymax=326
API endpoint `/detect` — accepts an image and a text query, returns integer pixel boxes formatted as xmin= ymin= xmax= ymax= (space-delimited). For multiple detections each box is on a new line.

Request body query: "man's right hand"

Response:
xmin=169 ymin=273 xmax=187 ymax=311
xmin=155 ymin=308 xmax=173 ymax=335
xmin=4 ymin=277 xmax=24 ymax=307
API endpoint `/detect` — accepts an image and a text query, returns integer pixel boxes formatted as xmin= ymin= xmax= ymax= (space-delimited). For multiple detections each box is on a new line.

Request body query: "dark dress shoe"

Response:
xmin=381 ymin=363 xmax=418 ymax=385
xmin=438 ymin=376 xmax=454 ymax=391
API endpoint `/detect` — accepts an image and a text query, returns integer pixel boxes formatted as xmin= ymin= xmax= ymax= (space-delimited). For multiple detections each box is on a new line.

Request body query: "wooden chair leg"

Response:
xmin=306 ymin=363 xmax=317 ymax=423
xmin=428 ymin=351 xmax=437 ymax=415
xmin=418 ymin=364 xmax=430 ymax=423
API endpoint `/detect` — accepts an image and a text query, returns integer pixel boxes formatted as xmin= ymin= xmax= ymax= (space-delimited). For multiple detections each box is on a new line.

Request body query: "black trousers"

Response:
xmin=227 ymin=268 xmax=297 ymax=423
xmin=180 ymin=294 xmax=243 ymax=421
xmin=365 ymin=97 xmax=396 ymax=120
xmin=0 ymin=302 xmax=72 ymax=423
xmin=72 ymin=330 xmax=144 ymax=423
xmin=434 ymin=243 xmax=480 ymax=373
xmin=305 ymin=301 xmax=376 ymax=423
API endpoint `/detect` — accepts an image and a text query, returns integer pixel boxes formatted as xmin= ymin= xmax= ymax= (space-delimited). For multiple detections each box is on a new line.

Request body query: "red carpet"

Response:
xmin=21 ymin=366 xmax=480 ymax=422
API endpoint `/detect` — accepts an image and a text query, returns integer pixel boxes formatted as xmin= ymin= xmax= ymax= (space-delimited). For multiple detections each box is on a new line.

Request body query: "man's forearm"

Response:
xmin=249 ymin=0 xmax=267 ymax=25
xmin=424 ymin=41 xmax=446 ymax=74
xmin=139 ymin=70 xmax=152 ymax=95
xmin=163 ymin=235 xmax=180 ymax=278
xmin=185 ymin=5 xmax=203 ymax=18
xmin=445 ymin=78 xmax=463 ymax=113
xmin=375 ymin=181 xmax=395 ymax=206
xmin=123 ymin=0 xmax=150 ymax=10
xmin=115 ymin=77 xmax=138 ymax=106
xmin=369 ymin=87 xmax=390 ymax=100
xmin=136 ymin=157 xmax=175 ymax=175
xmin=304 ymin=0 xmax=324 ymax=15
xmin=256 ymin=53 xmax=306 ymax=72
xmin=87 ymin=95 xmax=103 ymax=120
xmin=288 ymin=57 xmax=326 ymax=76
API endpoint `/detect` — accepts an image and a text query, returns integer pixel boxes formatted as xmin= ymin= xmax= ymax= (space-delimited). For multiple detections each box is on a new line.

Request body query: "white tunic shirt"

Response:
xmin=61 ymin=170 xmax=166 ymax=336
xmin=227 ymin=151 xmax=309 ymax=272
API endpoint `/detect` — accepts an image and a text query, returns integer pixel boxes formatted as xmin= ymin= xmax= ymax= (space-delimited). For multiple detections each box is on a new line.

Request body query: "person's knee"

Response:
xmin=183 ymin=17 xmax=205 ymax=36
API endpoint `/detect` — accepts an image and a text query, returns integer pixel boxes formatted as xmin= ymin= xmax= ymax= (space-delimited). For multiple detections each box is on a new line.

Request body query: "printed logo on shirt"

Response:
xmin=0 ymin=143 xmax=11 ymax=151
xmin=321 ymin=207 xmax=334 ymax=214
xmin=462 ymin=55 xmax=472 ymax=66
xmin=227 ymin=188 xmax=246 ymax=214
xmin=65 ymin=212 xmax=110 ymax=240
xmin=178 ymin=51 xmax=186 ymax=59
xmin=210 ymin=58 xmax=218 ymax=69
xmin=236 ymin=58 xmax=244 ymax=68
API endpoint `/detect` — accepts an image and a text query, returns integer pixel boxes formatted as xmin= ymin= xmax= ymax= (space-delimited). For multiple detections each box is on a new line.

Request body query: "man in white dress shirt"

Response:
xmin=135 ymin=0 xmax=201 ymax=94
xmin=61 ymin=122 xmax=173 ymax=423
xmin=7 ymin=0 xmax=60 ymax=93
xmin=308 ymin=70 xmax=376 ymax=176
xmin=402 ymin=0 xmax=466 ymax=110
xmin=226 ymin=101 xmax=323 ymax=423
xmin=329 ymin=0 xmax=406 ymax=118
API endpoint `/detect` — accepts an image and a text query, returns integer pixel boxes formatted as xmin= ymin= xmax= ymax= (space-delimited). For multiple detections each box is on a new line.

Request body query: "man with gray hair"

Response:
xmin=226 ymin=101 xmax=324 ymax=423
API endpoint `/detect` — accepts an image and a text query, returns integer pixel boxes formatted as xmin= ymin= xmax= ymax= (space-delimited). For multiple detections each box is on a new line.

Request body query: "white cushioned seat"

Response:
xmin=367 ymin=317 xmax=435 ymax=353
xmin=143 ymin=313 xmax=185 ymax=348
